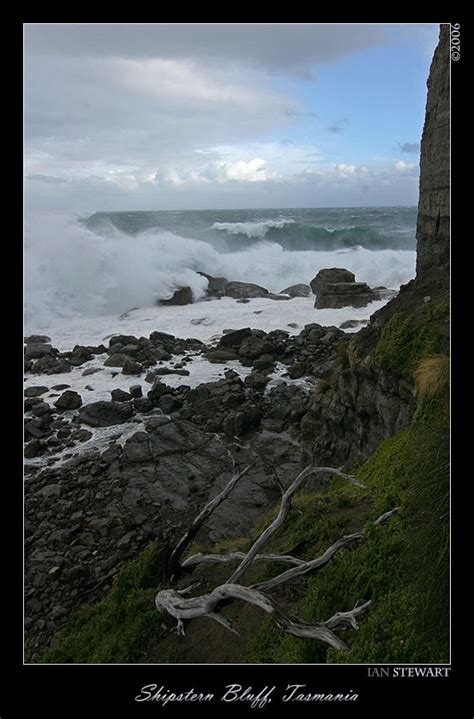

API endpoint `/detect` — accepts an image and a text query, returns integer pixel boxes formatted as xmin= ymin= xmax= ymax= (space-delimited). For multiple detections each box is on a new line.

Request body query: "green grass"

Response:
xmin=42 ymin=541 xmax=168 ymax=663
xmin=374 ymin=302 xmax=449 ymax=378
xmin=246 ymin=396 xmax=449 ymax=664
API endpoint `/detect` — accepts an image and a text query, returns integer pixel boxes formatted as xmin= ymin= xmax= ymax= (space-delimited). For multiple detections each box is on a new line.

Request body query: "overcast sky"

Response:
xmin=24 ymin=23 xmax=440 ymax=211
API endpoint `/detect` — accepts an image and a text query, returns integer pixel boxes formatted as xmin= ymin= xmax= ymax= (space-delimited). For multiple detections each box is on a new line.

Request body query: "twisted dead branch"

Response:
xmin=156 ymin=462 xmax=399 ymax=651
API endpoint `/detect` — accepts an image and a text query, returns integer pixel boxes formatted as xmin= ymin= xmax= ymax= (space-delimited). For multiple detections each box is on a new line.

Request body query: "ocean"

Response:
xmin=24 ymin=205 xmax=418 ymax=465
xmin=25 ymin=206 xmax=417 ymax=333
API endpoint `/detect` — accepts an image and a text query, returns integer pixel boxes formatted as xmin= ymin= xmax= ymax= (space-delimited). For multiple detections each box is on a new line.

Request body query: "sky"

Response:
xmin=24 ymin=23 xmax=440 ymax=211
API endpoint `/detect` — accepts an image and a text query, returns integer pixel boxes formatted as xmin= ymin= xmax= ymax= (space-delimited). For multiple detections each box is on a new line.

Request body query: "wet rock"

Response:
xmin=198 ymin=271 xmax=228 ymax=297
xmin=129 ymin=385 xmax=143 ymax=398
xmin=24 ymin=439 xmax=44 ymax=458
xmin=218 ymin=327 xmax=252 ymax=348
xmin=78 ymin=401 xmax=134 ymax=427
xmin=159 ymin=287 xmax=193 ymax=305
xmin=103 ymin=354 xmax=131 ymax=368
xmin=25 ymin=335 xmax=51 ymax=345
xmin=158 ymin=394 xmax=181 ymax=414
xmin=147 ymin=380 xmax=172 ymax=403
xmin=24 ymin=386 xmax=49 ymax=398
xmin=132 ymin=397 xmax=154 ymax=413
xmin=280 ymin=283 xmax=311 ymax=298
xmin=111 ymin=388 xmax=133 ymax=402
xmin=51 ymin=384 xmax=70 ymax=391
xmin=206 ymin=349 xmax=239 ymax=363
xmin=224 ymin=281 xmax=269 ymax=299
xmin=149 ymin=331 xmax=175 ymax=345
xmin=82 ymin=367 xmax=103 ymax=377
xmin=109 ymin=335 xmax=139 ymax=347
xmin=311 ymin=268 xmax=376 ymax=309
xmin=24 ymin=343 xmax=56 ymax=360
xmin=310 ymin=267 xmax=355 ymax=294
xmin=121 ymin=359 xmax=144 ymax=375
xmin=54 ymin=390 xmax=83 ymax=411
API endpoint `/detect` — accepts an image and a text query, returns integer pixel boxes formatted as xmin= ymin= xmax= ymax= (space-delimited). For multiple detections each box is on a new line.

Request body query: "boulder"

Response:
xmin=149 ymin=331 xmax=175 ymax=345
xmin=198 ymin=272 xmax=228 ymax=297
xmin=129 ymin=385 xmax=143 ymax=398
xmin=24 ymin=335 xmax=51 ymax=345
xmin=279 ymin=283 xmax=311 ymax=298
xmin=24 ymin=343 xmax=56 ymax=360
xmin=147 ymin=380 xmax=172 ymax=403
xmin=78 ymin=401 xmax=134 ymax=427
xmin=121 ymin=359 xmax=144 ymax=375
xmin=68 ymin=345 xmax=94 ymax=366
xmin=310 ymin=267 xmax=355 ymax=295
xmin=54 ymin=390 xmax=83 ymax=411
xmin=218 ymin=327 xmax=252 ymax=348
xmin=159 ymin=287 xmax=193 ymax=306
xmin=24 ymin=386 xmax=49 ymax=398
xmin=111 ymin=389 xmax=133 ymax=402
xmin=109 ymin=335 xmax=139 ymax=347
xmin=103 ymin=354 xmax=131 ymax=368
xmin=311 ymin=268 xmax=376 ymax=309
xmin=223 ymin=281 xmax=269 ymax=299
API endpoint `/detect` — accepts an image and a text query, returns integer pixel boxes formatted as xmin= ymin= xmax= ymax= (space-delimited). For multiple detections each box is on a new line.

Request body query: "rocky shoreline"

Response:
xmin=24 ymin=265 xmax=396 ymax=660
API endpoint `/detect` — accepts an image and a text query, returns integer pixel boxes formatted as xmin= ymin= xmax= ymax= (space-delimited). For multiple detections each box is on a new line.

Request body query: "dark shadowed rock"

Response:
xmin=24 ymin=343 xmax=56 ymax=360
xmin=159 ymin=287 xmax=193 ymax=306
xmin=111 ymin=389 xmax=133 ymax=402
xmin=224 ymin=281 xmax=269 ymax=299
xmin=147 ymin=380 xmax=172 ymax=403
xmin=149 ymin=331 xmax=175 ymax=345
xmin=24 ymin=386 xmax=49 ymax=398
xmin=78 ymin=401 xmax=134 ymax=427
xmin=310 ymin=267 xmax=355 ymax=295
xmin=24 ymin=335 xmax=51 ymax=345
xmin=121 ymin=359 xmax=144 ymax=375
xmin=311 ymin=268 xmax=376 ymax=309
xmin=198 ymin=271 xmax=228 ymax=297
xmin=54 ymin=391 xmax=83 ymax=411
xmin=279 ymin=283 xmax=311 ymax=298
xmin=103 ymin=354 xmax=130 ymax=368
xmin=82 ymin=367 xmax=102 ymax=377
xmin=109 ymin=335 xmax=139 ymax=347
xmin=218 ymin=327 xmax=252 ymax=348
xmin=129 ymin=385 xmax=143 ymax=398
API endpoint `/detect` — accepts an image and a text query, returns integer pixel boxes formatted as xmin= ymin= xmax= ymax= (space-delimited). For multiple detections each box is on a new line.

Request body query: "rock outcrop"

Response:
xmin=311 ymin=268 xmax=377 ymax=309
xmin=415 ymin=23 xmax=450 ymax=280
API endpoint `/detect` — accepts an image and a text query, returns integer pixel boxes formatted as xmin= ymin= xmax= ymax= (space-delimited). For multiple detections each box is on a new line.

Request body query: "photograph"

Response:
xmin=22 ymin=21 xmax=451 ymax=680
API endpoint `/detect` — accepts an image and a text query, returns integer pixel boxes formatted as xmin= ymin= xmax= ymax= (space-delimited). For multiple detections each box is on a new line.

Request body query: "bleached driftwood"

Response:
xmin=226 ymin=466 xmax=364 ymax=585
xmin=167 ymin=463 xmax=253 ymax=580
xmin=155 ymin=583 xmax=368 ymax=651
xmin=156 ymin=462 xmax=399 ymax=651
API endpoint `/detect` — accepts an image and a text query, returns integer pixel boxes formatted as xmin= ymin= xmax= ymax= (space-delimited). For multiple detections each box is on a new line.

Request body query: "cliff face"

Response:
xmin=416 ymin=24 xmax=450 ymax=281
xmin=301 ymin=25 xmax=450 ymax=468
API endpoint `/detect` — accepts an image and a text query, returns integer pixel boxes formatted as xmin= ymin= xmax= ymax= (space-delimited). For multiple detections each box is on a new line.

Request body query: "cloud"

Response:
xmin=397 ymin=142 xmax=421 ymax=154
xmin=25 ymin=23 xmax=427 ymax=75
xmin=394 ymin=159 xmax=417 ymax=173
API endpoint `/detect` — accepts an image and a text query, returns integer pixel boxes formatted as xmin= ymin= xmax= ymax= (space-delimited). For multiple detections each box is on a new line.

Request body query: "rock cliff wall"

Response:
xmin=302 ymin=24 xmax=450 ymax=468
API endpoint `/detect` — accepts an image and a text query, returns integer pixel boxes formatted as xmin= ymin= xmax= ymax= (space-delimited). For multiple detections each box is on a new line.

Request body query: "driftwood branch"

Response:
xmin=252 ymin=507 xmax=400 ymax=592
xmin=156 ymin=462 xmax=399 ymax=652
xmin=226 ymin=466 xmax=363 ymax=585
xmin=155 ymin=583 xmax=351 ymax=651
xmin=167 ymin=462 xmax=252 ymax=580
xmin=182 ymin=551 xmax=305 ymax=569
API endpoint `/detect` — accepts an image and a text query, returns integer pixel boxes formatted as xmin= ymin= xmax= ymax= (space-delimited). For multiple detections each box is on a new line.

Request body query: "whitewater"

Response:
xmin=25 ymin=206 xmax=417 ymax=342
